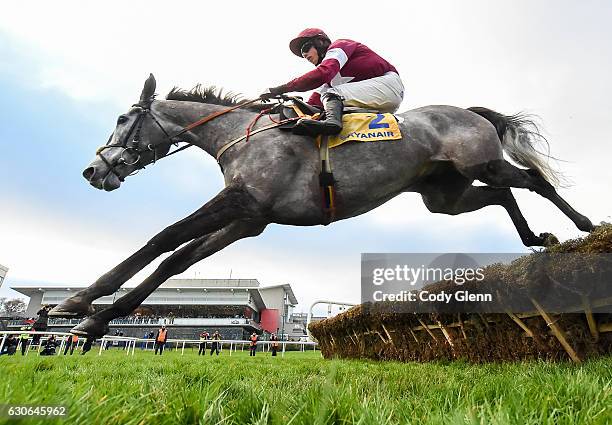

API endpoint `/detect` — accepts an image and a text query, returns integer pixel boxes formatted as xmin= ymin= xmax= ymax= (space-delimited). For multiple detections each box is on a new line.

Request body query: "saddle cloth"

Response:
xmin=277 ymin=99 xmax=402 ymax=148
xmin=327 ymin=113 xmax=402 ymax=148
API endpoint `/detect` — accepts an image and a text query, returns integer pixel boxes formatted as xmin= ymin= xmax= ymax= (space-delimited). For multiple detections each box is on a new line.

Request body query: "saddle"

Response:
xmin=276 ymin=96 xmax=379 ymax=131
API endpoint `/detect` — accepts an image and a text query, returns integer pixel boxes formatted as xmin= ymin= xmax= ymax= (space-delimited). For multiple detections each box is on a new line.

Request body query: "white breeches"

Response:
xmin=321 ymin=72 xmax=404 ymax=113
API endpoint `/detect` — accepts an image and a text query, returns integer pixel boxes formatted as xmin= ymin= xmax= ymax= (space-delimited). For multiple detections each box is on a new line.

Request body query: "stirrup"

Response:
xmin=292 ymin=118 xmax=320 ymax=137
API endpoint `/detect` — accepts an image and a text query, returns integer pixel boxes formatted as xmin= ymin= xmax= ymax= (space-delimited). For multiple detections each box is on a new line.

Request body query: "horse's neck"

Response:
xmin=155 ymin=100 xmax=251 ymax=159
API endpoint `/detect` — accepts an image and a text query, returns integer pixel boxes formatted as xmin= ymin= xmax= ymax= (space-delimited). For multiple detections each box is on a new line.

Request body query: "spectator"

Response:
xmin=0 ymin=334 xmax=18 ymax=355
xmin=249 ymin=333 xmax=258 ymax=357
xmin=270 ymin=333 xmax=279 ymax=357
xmin=19 ymin=326 xmax=30 ymax=356
xmin=40 ymin=335 xmax=57 ymax=356
xmin=198 ymin=331 xmax=209 ymax=356
xmin=154 ymin=325 xmax=168 ymax=355
xmin=63 ymin=334 xmax=79 ymax=355
xmin=168 ymin=311 xmax=175 ymax=325
xmin=111 ymin=329 xmax=120 ymax=349
xmin=141 ymin=331 xmax=149 ymax=350
xmin=210 ymin=331 xmax=221 ymax=356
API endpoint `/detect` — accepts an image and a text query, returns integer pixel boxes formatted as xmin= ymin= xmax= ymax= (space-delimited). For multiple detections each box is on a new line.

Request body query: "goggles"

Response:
xmin=300 ymin=41 xmax=315 ymax=56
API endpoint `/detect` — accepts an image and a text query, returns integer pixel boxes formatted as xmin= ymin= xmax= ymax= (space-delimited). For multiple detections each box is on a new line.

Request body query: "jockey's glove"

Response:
xmin=259 ymin=84 xmax=289 ymax=101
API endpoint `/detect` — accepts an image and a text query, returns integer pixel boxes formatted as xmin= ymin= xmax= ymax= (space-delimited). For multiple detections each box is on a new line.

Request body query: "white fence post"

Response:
xmin=58 ymin=336 xmax=66 ymax=355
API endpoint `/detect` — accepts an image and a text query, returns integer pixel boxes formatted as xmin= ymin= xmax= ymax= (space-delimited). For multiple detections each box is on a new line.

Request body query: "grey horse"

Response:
xmin=49 ymin=74 xmax=594 ymax=337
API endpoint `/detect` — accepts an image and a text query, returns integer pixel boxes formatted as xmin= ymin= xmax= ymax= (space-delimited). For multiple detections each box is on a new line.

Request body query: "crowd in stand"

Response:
xmin=106 ymin=312 xmax=249 ymax=325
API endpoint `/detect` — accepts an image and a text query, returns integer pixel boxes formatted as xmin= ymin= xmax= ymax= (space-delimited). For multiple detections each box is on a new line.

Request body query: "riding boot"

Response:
xmin=293 ymin=93 xmax=343 ymax=136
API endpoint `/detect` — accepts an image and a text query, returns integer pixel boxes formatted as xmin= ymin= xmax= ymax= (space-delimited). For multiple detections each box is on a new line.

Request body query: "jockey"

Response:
xmin=260 ymin=28 xmax=404 ymax=136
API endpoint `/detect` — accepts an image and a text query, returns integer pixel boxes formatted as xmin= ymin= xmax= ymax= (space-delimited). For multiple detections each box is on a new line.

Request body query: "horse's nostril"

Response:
xmin=83 ymin=167 xmax=96 ymax=181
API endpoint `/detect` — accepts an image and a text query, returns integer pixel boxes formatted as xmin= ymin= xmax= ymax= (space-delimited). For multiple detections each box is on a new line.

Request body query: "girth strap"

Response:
xmin=318 ymin=136 xmax=336 ymax=225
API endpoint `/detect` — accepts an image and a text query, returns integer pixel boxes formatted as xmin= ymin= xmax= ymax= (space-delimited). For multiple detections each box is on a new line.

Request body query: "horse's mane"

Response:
xmin=166 ymin=85 xmax=269 ymax=112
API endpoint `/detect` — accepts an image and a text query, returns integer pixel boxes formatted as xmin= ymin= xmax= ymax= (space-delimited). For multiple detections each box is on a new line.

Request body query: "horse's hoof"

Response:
xmin=577 ymin=217 xmax=595 ymax=232
xmin=539 ymin=232 xmax=559 ymax=247
xmin=71 ymin=317 xmax=109 ymax=338
xmin=48 ymin=297 xmax=95 ymax=318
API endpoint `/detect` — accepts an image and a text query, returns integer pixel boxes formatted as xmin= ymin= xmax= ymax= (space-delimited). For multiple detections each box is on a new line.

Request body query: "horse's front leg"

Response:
xmin=70 ymin=219 xmax=268 ymax=337
xmin=49 ymin=182 xmax=264 ymax=318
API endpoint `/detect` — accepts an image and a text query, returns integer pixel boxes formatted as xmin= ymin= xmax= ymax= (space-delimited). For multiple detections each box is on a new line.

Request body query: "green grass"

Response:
xmin=0 ymin=348 xmax=611 ymax=425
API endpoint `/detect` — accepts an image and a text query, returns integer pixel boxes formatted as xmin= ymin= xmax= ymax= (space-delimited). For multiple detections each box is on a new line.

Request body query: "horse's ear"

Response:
xmin=139 ymin=73 xmax=156 ymax=105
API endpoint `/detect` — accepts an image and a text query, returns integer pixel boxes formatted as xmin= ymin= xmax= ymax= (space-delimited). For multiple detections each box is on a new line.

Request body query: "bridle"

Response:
xmin=95 ymin=98 xmax=260 ymax=182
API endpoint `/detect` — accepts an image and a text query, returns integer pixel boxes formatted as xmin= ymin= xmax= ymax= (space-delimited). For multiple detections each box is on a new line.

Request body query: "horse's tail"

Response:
xmin=467 ymin=106 xmax=565 ymax=187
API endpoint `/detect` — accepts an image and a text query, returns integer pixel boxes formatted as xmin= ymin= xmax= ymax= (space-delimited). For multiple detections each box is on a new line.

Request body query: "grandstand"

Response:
xmin=8 ymin=279 xmax=304 ymax=340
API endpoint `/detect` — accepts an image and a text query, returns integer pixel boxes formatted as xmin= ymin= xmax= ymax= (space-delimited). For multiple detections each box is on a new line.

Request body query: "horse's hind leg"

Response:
xmin=421 ymin=183 xmax=553 ymax=247
xmin=464 ymin=159 xmax=594 ymax=232
xmin=49 ymin=182 xmax=264 ymax=318
xmin=70 ymin=219 xmax=268 ymax=337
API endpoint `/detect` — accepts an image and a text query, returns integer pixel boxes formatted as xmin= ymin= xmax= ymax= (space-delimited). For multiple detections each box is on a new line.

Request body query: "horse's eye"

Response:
xmin=117 ymin=115 xmax=128 ymax=125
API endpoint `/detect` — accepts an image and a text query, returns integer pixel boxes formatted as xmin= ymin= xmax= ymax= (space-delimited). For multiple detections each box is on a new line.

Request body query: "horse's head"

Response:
xmin=83 ymin=74 xmax=174 ymax=191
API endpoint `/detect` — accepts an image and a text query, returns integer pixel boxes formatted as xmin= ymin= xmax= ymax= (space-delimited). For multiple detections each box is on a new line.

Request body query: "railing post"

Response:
xmin=58 ymin=335 xmax=66 ymax=355
xmin=0 ymin=333 xmax=7 ymax=354
xmin=25 ymin=334 xmax=32 ymax=356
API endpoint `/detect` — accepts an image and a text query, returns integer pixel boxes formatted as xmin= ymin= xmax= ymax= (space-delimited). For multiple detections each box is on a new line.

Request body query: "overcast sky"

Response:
xmin=0 ymin=1 xmax=610 ymax=315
